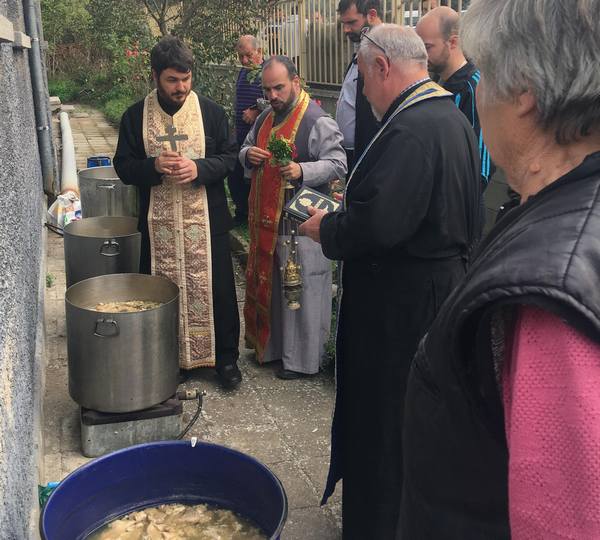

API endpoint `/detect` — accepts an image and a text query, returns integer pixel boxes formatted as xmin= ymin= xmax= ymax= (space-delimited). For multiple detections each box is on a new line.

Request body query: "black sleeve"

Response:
xmin=320 ymin=128 xmax=433 ymax=261
xmin=193 ymin=105 xmax=239 ymax=188
xmin=113 ymin=105 xmax=163 ymax=188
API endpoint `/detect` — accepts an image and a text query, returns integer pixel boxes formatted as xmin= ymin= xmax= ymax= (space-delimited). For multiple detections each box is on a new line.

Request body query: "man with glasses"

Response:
xmin=336 ymin=0 xmax=382 ymax=172
xmin=301 ymin=24 xmax=482 ymax=538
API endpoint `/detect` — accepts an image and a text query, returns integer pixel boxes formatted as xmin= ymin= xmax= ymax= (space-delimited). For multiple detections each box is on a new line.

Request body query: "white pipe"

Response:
xmin=59 ymin=111 xmax=78 ymax=193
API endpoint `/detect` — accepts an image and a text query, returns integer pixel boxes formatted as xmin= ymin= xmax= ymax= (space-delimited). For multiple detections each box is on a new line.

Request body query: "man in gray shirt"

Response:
xmin=239 ymin=56 xmax=346 ymax=380
xmin=336 ymin=0 xmax=382 ymax=171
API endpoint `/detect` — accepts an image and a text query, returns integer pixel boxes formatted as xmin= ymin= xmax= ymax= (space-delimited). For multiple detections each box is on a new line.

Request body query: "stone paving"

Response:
xmin=43 ymin=105 xmax=342 ymax=539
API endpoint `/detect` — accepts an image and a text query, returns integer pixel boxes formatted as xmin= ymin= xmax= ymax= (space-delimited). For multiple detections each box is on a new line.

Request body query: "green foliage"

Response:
xmin=45 ymin=273 xmax=55 ymax=288
xmin=48 ymin=78 xmax=79 ymax=102
xmin=41 ymin=0 xmax=91 ymax=49
xmin=103 ymin=95 xmax=133 ymax=124
xmin=41 ymin=0 xmax=154 ymax=114
xmin=194 ymin=65 xmax=238 ymax=121
xmin=40 ymin=0 xmax=272 ymax=125
xmin=267 ymin=134 xmax=296 ymax=166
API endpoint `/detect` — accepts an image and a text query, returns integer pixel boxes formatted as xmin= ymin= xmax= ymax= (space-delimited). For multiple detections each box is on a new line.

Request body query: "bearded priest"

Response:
xmin=239 ymin=55 xmax=347 ymax=380
xmin=113 ymin=36 xmax=242 ymax=390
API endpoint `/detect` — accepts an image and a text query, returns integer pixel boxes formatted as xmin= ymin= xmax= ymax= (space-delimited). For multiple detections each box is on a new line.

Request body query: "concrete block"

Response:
xmin=0 ymin=14 xmax=14 ymax=43
xmin=81 ymin=413 xmax=182 ymax=458
xmin=12 ymin=31 xmax=31 ymax=49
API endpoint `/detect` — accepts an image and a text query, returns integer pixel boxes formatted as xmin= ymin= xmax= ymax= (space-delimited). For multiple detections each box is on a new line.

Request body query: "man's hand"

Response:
xmin=247 ymin=146 xmax=272 ymax=166
xmin=299 ymin=206 xmax=327 ymax=244
xmin=165 ymin=156 xmax=198 ymax=185
xmin=155 ymin=150 xmax=181 ymax=175
xmin=279 ymin=161 xmax=302 ymax=182
xmin=242 ymin=108 xmax=259 ymax=125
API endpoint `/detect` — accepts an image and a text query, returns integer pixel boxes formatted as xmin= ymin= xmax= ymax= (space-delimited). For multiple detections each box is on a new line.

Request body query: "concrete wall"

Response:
xmin=0 ymin=1 xmax=47 ymax=537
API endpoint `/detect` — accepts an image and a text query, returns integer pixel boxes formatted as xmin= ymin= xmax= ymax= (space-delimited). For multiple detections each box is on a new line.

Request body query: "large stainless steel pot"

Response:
xmin=78 ymin=165 xmax=138 ymax=217
xmin=66 ymin=274 xmax=179 ymax=413
xmin=64 ymin=217 xmax=141 ymax=288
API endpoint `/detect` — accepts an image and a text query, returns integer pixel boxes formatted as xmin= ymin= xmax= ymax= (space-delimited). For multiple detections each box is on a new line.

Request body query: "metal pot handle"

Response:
xmin=94 ymin=319 xmax=119 ymax=338
xmin=100 ymin=239 xmax=120 ymax=257
xmin=97 ymin=183 xmax=116 ymax=190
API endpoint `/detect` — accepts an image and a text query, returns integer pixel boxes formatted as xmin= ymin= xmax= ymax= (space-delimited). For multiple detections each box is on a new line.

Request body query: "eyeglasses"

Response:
xmin=360 ymin=27 xmax=390 ymax=62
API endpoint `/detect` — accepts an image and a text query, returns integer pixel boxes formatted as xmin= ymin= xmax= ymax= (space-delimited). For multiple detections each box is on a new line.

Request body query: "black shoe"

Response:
xmin=276 ymin=367 xmax=313 ymax=380
xmin=217 ymin=364 xmax=242 ymax=389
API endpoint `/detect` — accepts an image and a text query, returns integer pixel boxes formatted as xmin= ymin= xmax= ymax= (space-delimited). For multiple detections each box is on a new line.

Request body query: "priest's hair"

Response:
xmin=151 ymin=35 xmax=193 ymax=75
xmin=461 ymin=0 xmax=600 ymax=144
xmin=262 ymin=55 xmax=299 ymax=80
xmin=359 ymin=24 xmax=427 ymax=69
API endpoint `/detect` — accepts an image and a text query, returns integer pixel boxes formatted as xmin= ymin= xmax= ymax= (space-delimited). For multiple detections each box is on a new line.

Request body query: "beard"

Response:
xmin=157 ymin=84 xmax=190 ymax=108
xmin=346 ymin=31 xmax=362 ymax=43
xmin=270 ymin=89 xmax=298 ymax=112
xmin=427 ymin=46 xmax=450 ymax=76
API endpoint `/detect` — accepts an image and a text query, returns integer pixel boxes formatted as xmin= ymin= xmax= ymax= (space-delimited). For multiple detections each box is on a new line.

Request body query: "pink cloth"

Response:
xmin=503 ymin=306 xmax=600 ymax=539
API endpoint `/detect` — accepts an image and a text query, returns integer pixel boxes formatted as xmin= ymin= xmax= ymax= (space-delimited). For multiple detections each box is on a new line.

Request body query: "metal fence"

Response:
xmin=256 ymin=0 xmax=470 ymax=87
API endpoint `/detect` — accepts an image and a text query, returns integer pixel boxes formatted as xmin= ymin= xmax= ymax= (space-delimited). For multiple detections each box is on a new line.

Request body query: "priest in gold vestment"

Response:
xmin=114 ymin=36 xmax=242 ymax=389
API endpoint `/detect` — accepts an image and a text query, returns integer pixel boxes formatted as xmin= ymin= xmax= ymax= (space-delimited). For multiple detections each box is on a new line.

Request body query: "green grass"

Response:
xmin=48 ymin=78 xmax=80 ymax=102
xmin=103 ymin=96 xmax=133 ymax=125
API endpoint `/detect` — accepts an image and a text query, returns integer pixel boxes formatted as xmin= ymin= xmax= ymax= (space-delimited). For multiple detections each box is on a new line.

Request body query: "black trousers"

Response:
xmin=227 ymin=160 xmax=251 ymax=222
xmin=140 ymin=230 xmax=240 ymax=369
xmin=211 ymin=231 xmax=240 ymax=368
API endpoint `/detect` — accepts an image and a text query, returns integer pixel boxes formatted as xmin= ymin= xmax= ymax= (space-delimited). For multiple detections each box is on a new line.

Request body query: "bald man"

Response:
xmin=417 ymin=6 xmax=494 ymax=186
xmin=231 ymin=35 xmax=265 ymax=224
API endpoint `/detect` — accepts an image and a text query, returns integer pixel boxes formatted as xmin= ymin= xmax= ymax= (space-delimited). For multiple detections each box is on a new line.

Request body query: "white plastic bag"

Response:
xmin=47 ymin=189 xmax=82 ymax=230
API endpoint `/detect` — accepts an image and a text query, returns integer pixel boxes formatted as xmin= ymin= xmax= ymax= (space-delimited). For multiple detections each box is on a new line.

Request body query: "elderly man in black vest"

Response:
xmin=399 ymin=1 xmax=600 ymax=538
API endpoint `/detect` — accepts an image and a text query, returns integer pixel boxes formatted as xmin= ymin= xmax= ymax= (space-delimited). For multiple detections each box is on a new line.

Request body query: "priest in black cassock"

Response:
xmin=301 ymin=24 xmax=483 ymax=539
xmin=113 ymin=36 xmax=242 ymax=389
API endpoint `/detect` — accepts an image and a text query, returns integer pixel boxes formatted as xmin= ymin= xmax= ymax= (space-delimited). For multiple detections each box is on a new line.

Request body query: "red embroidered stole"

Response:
xmin=244 ymin=90 xmax=310 ymax=361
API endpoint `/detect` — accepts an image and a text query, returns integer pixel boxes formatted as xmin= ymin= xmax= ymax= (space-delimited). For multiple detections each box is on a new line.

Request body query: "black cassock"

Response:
xmin=320 ymin=84 xmax=483 ymax=539
xmin=113 ymin=93 xmax=240 ymax=368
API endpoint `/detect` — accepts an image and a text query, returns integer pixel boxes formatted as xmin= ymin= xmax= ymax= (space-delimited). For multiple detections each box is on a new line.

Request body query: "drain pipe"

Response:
xmin=59 ymin=112 xmax=78 ymax=193
xmin=23 ymin=0 xmax=57 ymax=195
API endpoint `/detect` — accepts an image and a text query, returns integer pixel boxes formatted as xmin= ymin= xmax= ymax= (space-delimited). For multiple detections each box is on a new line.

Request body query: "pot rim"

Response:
xmin=65 ymin=273 xmax=179 ymax=313
xmin=64 ymin=216 xmax=140 ymax=239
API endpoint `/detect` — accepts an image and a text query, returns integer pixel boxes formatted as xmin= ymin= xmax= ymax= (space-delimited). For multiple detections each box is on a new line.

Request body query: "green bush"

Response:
xmin=103 ymin=95 xmax=133 ymax=124
xmin=48 ymin=78 xmax=80 ymax=102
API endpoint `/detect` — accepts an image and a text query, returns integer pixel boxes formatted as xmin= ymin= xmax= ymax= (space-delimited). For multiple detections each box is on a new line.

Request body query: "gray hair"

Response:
xmin=359 ymin=23 xmax=428 ymax=69
xmin=236 ymin=35 xmax=259 ymax=50
xmin=461 ymin=0 xmax=600 ymax=144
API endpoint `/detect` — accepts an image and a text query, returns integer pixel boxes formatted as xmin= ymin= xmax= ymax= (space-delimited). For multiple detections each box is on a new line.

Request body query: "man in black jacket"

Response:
xmin=336 ymin=0 xmax=382 ymax=172
xmin=113 ymin=36 xmax=241 ymax=389
xmin=417 ymin=6 xmax=495 ymax=187
xmin=301 ymin=23 xmax=482 ymax=539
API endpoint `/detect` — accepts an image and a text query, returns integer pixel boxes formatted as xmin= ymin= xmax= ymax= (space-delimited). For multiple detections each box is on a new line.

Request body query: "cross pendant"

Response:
xmin=157 ymin=124 xmax=189 ymax=152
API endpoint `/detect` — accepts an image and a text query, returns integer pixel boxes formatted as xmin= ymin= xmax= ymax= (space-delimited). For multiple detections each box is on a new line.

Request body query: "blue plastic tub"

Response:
xmin=87 ymin=156 xmax=111 ymax=168
xmin=40 ymin=441 xmax=288 ymax=539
